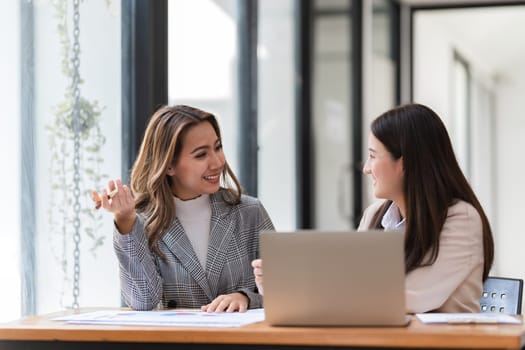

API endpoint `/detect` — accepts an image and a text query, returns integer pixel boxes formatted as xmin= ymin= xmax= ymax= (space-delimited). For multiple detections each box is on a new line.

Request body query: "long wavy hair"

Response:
xmin=367 ymin=103 xmax=494 ymax=280
xmin=130 ymin=105 xmax=241 ymax=259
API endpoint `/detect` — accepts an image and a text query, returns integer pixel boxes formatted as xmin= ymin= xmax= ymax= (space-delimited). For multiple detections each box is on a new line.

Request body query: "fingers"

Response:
xmin=93 ymin=179 xmax=133 ymax=212
xmin=100 ymin=188 xmax=111 ymax=209
xmin=107 ymin=180 xmax=124 ymax=207
xmin=252 ymin=265 xmax=263 ymax=277
xmin=252 ymin=259 xmax=263 ymax=278
xmin=92 ymin=191 xmax=102 ymax=209
xmin=252 ymin=259 xmax=263 ymax=279
xmin=201 ymin=293 xmax=248 ymax=313
xmin=108 ymin=179 xmax=117 ymax=193
xmin=251 ymin=259 xmax=262 ymax=269
xmin=252 ymin=259 xmax=264 ymax=295
xmin=255 ymin=276 xmax=264 ymax=296
xmin=92 ymin=179 xmax=117 ymax=210
xmin=202 ymin=296 xmax=230 ymax=313
xmin=233 ymin=300 xmax=248 ymax=313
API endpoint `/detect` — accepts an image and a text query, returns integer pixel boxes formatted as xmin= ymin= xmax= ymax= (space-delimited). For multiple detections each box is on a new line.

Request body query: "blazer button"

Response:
xmin=167 ymin=300 xmax=177 ymax=308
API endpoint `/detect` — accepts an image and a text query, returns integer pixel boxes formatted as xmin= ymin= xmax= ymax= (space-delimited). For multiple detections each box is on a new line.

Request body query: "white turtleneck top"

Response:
xmin=173 ymin=194 xmax=211 ymax=269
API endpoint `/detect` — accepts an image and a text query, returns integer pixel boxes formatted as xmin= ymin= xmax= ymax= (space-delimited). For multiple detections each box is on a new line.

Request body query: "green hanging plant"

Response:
xmin=46 ymin=0 xmax=109 ymax=306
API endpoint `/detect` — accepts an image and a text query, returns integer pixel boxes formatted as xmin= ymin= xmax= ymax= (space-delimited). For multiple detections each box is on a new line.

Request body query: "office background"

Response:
xmin=1 ymin=0 xmax=525 ymax=321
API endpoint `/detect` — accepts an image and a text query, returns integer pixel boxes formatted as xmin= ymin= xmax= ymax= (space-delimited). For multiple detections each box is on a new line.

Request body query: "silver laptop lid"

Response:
xmin=261 ymin=230 xmax=407 ymax=326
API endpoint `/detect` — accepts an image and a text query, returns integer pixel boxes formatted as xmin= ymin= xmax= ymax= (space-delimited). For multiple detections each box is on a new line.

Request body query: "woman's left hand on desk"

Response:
xmin=200 ymin=292 xmax=249 ymax=313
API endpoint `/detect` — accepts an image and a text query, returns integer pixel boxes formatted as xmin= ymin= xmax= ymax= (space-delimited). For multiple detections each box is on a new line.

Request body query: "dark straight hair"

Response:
xmin=368 ymin=103 xmax=494 ymax=280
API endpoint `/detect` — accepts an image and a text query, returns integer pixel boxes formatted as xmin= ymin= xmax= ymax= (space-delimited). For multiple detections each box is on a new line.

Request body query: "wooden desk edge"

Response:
xmin=1 ymin=311 xmax=524 ymax=349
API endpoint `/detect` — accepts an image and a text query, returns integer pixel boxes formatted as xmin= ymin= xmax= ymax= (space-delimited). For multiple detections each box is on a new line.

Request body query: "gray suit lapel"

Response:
xmin=206 ymin=192 xmax=235 ymax=297
xmin=161 ymin=219 xmax=213 ymax=300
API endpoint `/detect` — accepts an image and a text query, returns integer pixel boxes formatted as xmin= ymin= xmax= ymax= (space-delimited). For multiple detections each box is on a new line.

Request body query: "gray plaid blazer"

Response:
xmin=113 ymin=190 xmax=274 ymax=310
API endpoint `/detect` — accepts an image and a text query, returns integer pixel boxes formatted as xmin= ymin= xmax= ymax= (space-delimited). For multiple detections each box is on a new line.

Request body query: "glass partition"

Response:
xmin=312 ymin=0 xmax=354 ymax=230
xmin=258 ymin=0 xmax=296 ymax=230
xmin=0 ymin=0 xmax=22 ymax=323
xmin=0 ymin=0 xmax=123 ymax=318
xmin=168 ymin=0 xmax=240 ymax=175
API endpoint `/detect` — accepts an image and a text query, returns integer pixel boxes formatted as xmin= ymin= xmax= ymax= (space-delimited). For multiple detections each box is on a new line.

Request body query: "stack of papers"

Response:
xmin=53 ymin=309 xmax=265 ymax=328
xmin=416 ymin=313 xmax=522 ymax=324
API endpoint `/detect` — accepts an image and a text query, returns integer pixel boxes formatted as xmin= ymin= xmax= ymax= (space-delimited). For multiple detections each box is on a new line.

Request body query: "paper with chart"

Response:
xmin=53 ymin=308 xmax=265 ymax=328
xmin=416 ymin=313 xmax=522 ymax=324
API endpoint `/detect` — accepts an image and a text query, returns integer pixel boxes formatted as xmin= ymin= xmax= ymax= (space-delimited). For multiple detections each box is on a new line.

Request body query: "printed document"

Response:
xmin=53 ymin=308 xmax=265 ymax=328
xmin=416 ymin=313 xmax=521 ymax=324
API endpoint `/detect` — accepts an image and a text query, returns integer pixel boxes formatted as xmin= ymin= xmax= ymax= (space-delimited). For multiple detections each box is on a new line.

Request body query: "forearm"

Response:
xmin=114 ymin=212 xmax=137 ymax=234
xmin=113 ymin=217 xmax=163 ymax=310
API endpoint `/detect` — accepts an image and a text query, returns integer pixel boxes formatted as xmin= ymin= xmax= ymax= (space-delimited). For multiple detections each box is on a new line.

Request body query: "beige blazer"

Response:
xmin=358 ymin=200 xmax=484 ymax=313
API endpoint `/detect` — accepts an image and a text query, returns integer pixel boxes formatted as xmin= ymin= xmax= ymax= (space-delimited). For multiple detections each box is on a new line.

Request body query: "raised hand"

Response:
xmin=92 ymin=179 xmax=136 ymax=234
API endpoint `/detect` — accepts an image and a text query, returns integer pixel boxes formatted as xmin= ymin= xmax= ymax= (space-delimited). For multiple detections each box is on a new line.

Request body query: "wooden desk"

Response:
xmin=1 ymin=308 xmax=524 ymax=350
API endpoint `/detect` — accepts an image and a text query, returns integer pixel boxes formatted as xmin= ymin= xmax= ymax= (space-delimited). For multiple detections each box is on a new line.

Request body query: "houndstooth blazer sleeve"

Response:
xmin=113 ymin=214 xmax=163 ymax=310
xmin=113 ymin=190 xmax=274 ymax=310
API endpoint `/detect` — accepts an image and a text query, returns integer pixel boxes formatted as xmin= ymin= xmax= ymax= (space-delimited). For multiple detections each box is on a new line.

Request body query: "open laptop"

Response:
xmin=260 ymin=230 xmax=409 ymax=326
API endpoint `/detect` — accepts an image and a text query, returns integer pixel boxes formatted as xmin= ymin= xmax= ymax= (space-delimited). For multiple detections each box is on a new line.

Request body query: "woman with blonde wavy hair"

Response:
xmin=93 ymin=105 xmax=274 ymax=312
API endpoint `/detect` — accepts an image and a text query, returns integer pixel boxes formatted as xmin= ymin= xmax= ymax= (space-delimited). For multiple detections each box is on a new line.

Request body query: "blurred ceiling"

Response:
xmin=412 ymin=4 xmax=525 ymax=76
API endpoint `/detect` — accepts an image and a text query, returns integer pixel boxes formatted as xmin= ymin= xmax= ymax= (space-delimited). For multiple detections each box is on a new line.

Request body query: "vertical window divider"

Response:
xmin=121 ymin=0 xmax=168 ymax=183
xmin=237 ymin=0 xmax=259 ymax=196
xmin=20 ymin=0 xmax=36 ymax=317
xmin=351 ymin=0 xmax=363 ymax=228
xmin=294 ymin=0 xmax=315 ymax=229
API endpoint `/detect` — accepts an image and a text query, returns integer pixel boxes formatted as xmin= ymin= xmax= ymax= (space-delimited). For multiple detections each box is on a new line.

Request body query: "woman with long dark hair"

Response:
xmin=253 ymin=103 xmax=493 ymax=313
xmin=358 ymin=103 xmax=493 ymax=313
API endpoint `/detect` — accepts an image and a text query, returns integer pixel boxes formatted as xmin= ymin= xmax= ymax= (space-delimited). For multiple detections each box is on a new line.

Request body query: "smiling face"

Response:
xmin=363 ymin=133 xmax=404 ymax=204
xmin=167 ymin=121 xmax=225 ymax=200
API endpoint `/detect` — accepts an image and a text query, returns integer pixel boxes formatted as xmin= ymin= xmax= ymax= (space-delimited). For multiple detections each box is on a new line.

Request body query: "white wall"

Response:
xmin=413 ymin=15 xmax=453 ymax=127
xmin=494 ymin=62 xmax=525 ymax=281
xmin=413 ymin=12 xmax=498 ymax=219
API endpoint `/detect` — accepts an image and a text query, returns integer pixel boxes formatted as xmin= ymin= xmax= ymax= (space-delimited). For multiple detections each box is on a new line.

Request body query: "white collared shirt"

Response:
xmin=381 ymin=202 xmax=406 ymax=231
